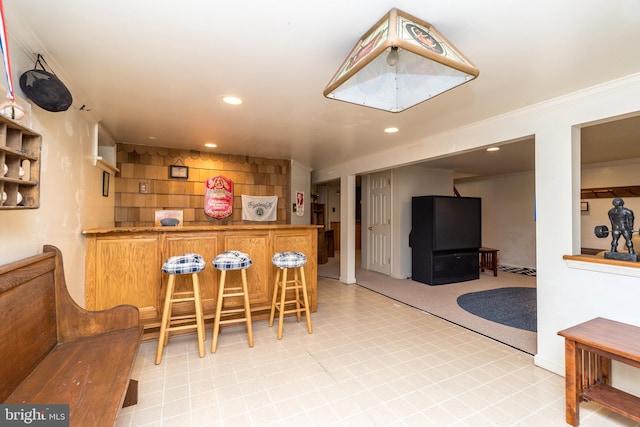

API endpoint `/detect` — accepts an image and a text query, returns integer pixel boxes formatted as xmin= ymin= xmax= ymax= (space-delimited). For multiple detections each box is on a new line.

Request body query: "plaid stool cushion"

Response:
xmin=213 ymin=251 xmax=252 ymax=270
xmin=162 ymin=253 xmax=206 ymax=274
xmin=272 ymin=251 xmax=307 ymax=269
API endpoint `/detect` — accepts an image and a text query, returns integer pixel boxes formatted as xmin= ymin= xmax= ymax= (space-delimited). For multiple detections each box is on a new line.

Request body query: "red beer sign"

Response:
xmin=205 ymin=175 xmax=233 ymax=219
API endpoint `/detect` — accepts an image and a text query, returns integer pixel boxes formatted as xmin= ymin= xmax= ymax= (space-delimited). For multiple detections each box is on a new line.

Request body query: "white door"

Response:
xmin=368 ymin=171 xmax=391 ymax=275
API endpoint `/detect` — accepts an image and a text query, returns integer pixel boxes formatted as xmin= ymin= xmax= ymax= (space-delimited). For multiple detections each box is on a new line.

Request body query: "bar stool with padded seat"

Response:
xmin=156 ymin=253 xmax=206 ymax=365
xmin=211 ymin=251 xmax=254 ymax=353
xmin=269 ymin=251 xmax=312 ymax=339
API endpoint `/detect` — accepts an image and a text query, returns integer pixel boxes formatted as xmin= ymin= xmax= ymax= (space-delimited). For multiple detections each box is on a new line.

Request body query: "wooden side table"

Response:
xmin=558 ymin=317 xmax=640 ymax=426
xmin=479 ymin=247 xmax=499 ymax=276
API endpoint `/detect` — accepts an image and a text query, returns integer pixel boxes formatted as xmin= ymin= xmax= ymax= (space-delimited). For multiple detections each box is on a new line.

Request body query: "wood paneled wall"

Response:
xmin=114 ymin=144 xmax=291 ymax=226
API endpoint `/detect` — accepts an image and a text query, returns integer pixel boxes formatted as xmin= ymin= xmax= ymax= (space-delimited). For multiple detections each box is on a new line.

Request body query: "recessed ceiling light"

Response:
xmin=384 ymin=127 xmax=399 ymax=134
xmin=204 ymin=143 xmax=217 ymax=148
xmin=148 ymin=136 xmax=156 ymax=140
xmin=222 ymin=96 xmax=242 ymax=105
xmin=486 ymin=147 xmax=500 ymax=152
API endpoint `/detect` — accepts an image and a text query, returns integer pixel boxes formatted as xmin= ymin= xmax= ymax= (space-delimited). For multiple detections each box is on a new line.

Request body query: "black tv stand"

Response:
xmin=425 ymin=249 xmax=479 ymax=285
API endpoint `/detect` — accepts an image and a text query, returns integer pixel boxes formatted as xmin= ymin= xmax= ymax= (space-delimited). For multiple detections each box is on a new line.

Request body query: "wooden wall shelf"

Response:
xmin=0 ymin=116 xmax=41 ymax=209
xmin=581 ymin=186 xmax=640 ymax=199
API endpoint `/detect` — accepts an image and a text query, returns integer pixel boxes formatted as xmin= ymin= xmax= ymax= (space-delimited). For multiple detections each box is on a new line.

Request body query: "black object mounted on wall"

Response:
xmin=19 ymin=54 xmax=73 ymax=112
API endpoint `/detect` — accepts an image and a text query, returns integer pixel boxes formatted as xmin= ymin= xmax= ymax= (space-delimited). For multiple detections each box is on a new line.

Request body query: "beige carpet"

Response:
xmin=318 ymin=252 xmax=537 ymax=355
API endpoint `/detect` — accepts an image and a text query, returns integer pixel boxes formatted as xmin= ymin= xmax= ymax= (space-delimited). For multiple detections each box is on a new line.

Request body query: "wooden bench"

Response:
xmin=558 ymin=317 xmax=640 ymax=426
xmin=0 ymin=245 xmax=143 ymax=426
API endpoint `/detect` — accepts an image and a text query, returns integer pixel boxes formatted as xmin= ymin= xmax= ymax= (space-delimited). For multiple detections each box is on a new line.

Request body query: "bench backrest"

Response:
xmin=0 ymin=252 xmax=58 ymax=401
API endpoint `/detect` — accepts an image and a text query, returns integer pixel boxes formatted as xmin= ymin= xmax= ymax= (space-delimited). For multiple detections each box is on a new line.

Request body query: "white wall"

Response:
xmin=326 ymin=182 xmax=341 ymax=224
xmin=359 ymin=166 xmax=452 ymax=279
xmin=290 ymin=160 xmax=311 ymax=224
xmin=453 ymin=158 xmax=640 ymax=268
xmin=456 ymin=171 xmax=537 ymax=269
xmin=314 ymin=73 xmax=640 ymax=392
xmin=0 ymin=35 xmax=112 ymax=306
xmin=390 ymin=165 xmax=453 ymax=279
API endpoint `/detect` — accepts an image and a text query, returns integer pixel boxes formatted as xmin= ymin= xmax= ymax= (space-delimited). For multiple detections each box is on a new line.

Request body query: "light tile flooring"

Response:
xmin=116 ymin=279 xmax=640 ymax=426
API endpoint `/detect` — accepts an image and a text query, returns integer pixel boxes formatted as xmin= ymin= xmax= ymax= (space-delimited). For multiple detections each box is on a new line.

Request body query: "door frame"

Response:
xmin=366 ymin=171 xmax=392 ymax=275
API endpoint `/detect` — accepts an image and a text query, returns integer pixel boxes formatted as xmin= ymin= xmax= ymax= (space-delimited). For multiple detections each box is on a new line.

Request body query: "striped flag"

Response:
xmin=0 ymin=0 xmax=14 ymax=101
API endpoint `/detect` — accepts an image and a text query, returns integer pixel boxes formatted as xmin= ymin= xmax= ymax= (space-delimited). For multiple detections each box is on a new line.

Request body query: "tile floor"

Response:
xmin=115 ymin=279 xmax=640 ymax=426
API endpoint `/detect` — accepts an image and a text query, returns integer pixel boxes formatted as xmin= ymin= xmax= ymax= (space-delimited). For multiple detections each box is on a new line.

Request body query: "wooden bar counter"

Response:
xmin=83 ymin=225 xmax=319 ymax=340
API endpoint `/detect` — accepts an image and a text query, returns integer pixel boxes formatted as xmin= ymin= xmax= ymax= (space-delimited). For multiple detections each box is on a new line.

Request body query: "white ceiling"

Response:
xmin=4 ymin=1 xmax=640 ymax=176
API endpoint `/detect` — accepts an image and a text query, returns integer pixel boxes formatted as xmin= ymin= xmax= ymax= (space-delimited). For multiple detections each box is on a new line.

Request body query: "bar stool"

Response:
xmin=211 ymin=251 xmax=254 ymax=353
xmin=155 ymin=253 xmax=206 ymax=365
xmin=269 ymin=251 xmax=312 ymax=339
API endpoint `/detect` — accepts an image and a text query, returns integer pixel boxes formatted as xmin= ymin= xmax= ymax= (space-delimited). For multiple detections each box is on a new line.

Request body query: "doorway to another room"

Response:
xmin=367 ymin=171 xmax=391 ymax=276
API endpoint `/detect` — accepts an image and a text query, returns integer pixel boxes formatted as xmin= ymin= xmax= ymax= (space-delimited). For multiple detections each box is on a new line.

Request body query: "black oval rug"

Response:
xmin=456 ymin=287 xmax=537 ymax=332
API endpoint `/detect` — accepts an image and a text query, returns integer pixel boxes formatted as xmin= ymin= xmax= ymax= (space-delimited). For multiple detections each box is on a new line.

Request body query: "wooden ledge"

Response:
xmin=564 ymin=254 xmax=640 ymax=278
xmin=563 ymin=254 xmax=640 ymax=269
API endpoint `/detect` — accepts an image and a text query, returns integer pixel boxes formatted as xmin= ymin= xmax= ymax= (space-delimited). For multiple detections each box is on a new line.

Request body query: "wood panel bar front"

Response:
xmin=83 ymin=225 xmax=319 ymax=340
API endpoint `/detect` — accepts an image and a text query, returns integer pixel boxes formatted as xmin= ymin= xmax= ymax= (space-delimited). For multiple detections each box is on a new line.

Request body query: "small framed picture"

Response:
xmin=580 ymin=201 xmax=589 ymax=212
xmin=102 ymin=171 xmax=110 ymax=197
xmin=169 ymin=165 xmax=189 ymax=179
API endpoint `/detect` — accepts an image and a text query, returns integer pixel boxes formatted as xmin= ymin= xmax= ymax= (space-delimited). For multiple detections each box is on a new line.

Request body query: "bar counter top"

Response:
xmin=83 ymin=224 xmax=319 ymax=340
xmin=83 ymin=224 xmax=322 ymax=234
